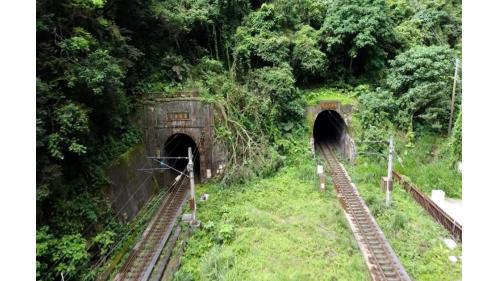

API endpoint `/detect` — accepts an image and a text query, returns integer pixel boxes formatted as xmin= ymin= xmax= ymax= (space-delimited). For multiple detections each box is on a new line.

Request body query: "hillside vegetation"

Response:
xmin=36 ymin=0 xmax=462 ymax=280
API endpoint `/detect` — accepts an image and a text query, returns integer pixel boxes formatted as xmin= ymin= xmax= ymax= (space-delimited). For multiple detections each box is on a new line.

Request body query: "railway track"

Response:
xmin=317 ymin=142 xmax=411 ymax=281
xmin=114 ymin=179 xmax=188 ymax=281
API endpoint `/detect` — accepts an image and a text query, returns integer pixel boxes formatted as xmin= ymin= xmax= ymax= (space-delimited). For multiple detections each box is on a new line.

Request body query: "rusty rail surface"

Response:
xmin=318 ymin=142 xmax=411 ymax=281
xmin=113 ymin=179 xmax=188 ymax=281
xmin=392 ymin=171 xmax=462 ymax=243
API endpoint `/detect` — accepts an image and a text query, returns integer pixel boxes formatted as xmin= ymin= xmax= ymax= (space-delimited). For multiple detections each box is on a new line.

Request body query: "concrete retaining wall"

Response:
xmin=104 ymin=144 xmax=160 ymax=222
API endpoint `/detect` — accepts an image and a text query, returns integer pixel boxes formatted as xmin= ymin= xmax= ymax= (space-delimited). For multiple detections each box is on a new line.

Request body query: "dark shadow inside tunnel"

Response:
xmin=163 ymin=133 xmax=200 ymax=183
xmin=313 ymin=110 xmax=348 ymax=150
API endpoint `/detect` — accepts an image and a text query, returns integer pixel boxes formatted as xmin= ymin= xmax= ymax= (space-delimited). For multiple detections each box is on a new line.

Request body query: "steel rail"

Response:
xmin=113 ymin=180 xmax=188 ymax=281
xmin=318 ymin=142 xmax=411 ymax=281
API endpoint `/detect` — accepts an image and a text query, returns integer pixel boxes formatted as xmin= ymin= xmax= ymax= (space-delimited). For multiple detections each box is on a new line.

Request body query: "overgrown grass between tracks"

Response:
xmin=174 ymin=153 xmax=370 ymax=281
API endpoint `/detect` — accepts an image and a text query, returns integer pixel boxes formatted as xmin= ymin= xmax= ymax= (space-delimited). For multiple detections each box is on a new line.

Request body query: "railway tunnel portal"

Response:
xmin=142 ymin=95 xmax=227 ymax=184
xmin=106 ymin=96 xmax=353 ymax=222
xmin=163 ymin=133 xmax=201 ymax=182
xmin=105 ymin=94 xmax=227 ymax=223
xmin=308 ymin=100 xmax=356 ymax=161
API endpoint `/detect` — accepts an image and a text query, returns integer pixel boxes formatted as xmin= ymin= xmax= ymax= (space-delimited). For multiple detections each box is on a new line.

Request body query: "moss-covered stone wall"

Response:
xmin=104 ymin=144 xmax=160 ymax=222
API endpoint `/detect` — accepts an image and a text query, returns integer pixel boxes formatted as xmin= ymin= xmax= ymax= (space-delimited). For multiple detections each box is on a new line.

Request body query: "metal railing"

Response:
xmin=392 ymin=171 xmax=462 ymax=243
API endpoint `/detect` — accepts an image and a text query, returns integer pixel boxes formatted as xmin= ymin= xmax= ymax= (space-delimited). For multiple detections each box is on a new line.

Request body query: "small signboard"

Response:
xmin=317 ymin=165 xmax=324 ymax=175
xmin=166 ymin=112 xmax=190 ymax=121
xmin=320 ymin=101 xmax=338 ymax=110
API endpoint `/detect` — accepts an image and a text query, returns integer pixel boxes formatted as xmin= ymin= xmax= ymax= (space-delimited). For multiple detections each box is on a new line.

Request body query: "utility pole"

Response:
xmin=187 ymin=147 xmax=198 ymax=225
xmin=386 ymin=136 xmax=394 ymax=206
xmin=448 ymin=58 xmax=460 ymax=135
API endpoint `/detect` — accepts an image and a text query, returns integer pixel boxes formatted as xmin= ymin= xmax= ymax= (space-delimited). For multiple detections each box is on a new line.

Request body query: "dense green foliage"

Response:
xmin=387 ymin=45 xmax=456 ymax=133
xmin=354 ymin=0 xmax=462 ymax=149
xmin=356 ymin=45 xmax=460 ymax=149
xmin=389 ymin=0 xmax=462 ymax=50
xmin=321 ymin=0 xmax=396 ymax=76
xmin=37 ymin=0 xmax=461 ymax=279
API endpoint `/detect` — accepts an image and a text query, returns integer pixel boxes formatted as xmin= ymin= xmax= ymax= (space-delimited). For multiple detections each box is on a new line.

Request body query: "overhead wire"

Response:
xmin=74 ymin=142 xmax=200 ymax=279
xmin=68 ymin=172 xmax=190 ymax=281
xmin=69 ymin=140 xmax=199 ymax=280
xmin=48 ymin=135 xmax=199 ymax=278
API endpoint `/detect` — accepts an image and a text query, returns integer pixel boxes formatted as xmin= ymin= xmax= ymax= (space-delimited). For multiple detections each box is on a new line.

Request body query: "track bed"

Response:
xmin=114 ymin=180 xmax=188 ymax=281
xmin=317 ymin=142 xmax=411 ymax=281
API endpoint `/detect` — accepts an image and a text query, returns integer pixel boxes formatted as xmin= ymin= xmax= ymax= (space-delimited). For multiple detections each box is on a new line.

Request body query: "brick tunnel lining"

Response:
xmin=164 ymin=133 xmax=200 ymax=183
xmin=313 ymin=110 xmax=347 ymax=149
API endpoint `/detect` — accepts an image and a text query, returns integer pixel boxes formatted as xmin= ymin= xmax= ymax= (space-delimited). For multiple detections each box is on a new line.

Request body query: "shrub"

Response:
xmin=36 ymin=226 xmax=91 ymax=281
xmin=216 ymin=224 xmax=235 ymax=244
xmin=66 ymin=49 xmax=125 ymax=96
xmin=386 ymin=45 xmax=455 ymax=133
xmin=47 ymin=103 xmax=90 ymax=159
xmin=445 ymin=108 xmax=462 ymax=166
xmin=292 ymin=25 xmax=327 ymax=78
xmin=248 ymin=65 xmax=305 ymax=133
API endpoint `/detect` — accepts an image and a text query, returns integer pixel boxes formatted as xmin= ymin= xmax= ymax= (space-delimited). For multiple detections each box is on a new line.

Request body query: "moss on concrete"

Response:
xmin=304 ymin=87 xmax=357 ymax=106
xmin=111 ymin=144 xmax=145 ymax=167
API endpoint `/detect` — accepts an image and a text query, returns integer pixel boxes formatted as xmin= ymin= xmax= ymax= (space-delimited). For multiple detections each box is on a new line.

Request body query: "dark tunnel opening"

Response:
xmin=163 ymin=133 xmax=200 ymax=183
xmin=313 ymin=110 xmax=348 ymax=150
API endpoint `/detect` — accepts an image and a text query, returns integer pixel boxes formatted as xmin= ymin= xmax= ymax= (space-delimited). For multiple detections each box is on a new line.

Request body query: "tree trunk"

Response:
xmin=206 ymin=24 xmax=214 ymax=57
xmin=213 ymin=24 xmax=220 ymax=61
xmin=225 ymin=44 xmax=231 ymax=72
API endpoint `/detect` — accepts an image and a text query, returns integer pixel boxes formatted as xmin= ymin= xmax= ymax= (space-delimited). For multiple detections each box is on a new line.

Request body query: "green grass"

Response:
xmin=170 ymin=116 xmax=461 ymax=280
xmin=303 ymin=87 xmax=357 ymax=106
xmin=344 ymin=156 xmax=462 ymax=281
xmin=175 ymin=157 xmax=369 ymax=281
xmin=392 ymin=134 xmax=462 ymax=198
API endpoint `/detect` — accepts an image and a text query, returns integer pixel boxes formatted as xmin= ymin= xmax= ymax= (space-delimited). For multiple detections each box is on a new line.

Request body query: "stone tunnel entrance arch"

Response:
xmin=105 ymin=95 xmax=228 ymax=222
xmin=163 ymin=133 xmax=201 ymax=183
xmin=142 ymin=96 xmax=227 ymax=184
xmin=313 ymin=110 xmax=348 ymax=150
xmin=307 ymin=100 xmax=356 ymax=161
